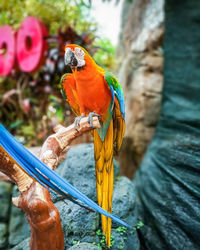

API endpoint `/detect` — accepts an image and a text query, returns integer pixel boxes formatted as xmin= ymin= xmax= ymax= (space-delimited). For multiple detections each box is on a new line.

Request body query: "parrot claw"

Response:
xmin=74 ymin=114 xmax=86 ymax=131
xmin=88 ymin=112 xmax=101 ymax=128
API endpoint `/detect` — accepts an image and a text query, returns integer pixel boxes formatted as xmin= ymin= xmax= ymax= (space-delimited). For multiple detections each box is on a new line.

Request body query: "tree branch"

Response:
xmin=40 ymin=116 xmax=100 ymax=169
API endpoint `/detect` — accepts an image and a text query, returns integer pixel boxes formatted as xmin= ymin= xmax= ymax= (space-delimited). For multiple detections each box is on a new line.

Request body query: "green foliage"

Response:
xmin=72 ymin=240 xmax=81 ymax=245
xmin=95 ymin=229 xmax=109 ymax=249
xmin=93 ymin=38 xmax=116 ymax=71
xmin=115 ymin=226 xmax=127 ymax=249
xmin=94 ymin=221 xmax=143 ymax=249
xmin=94 ymin=229 xmax=119 ymax=249
xmin=115 ymin=226 xmax=127 ymax=234
xmin=0 ymin=0 xmax=117 ymax=145
xmin=134 ymin=220 xmax=144 ymax=229
xmin=0 ymin=0 xmax=97 ymax=34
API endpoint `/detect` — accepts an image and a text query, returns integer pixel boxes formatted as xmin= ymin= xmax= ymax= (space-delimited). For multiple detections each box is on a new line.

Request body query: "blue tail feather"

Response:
xmin=0 ymin=136 xmax=92 ymax=210
xmin=0 ymin=123 xmax=131 ymax=229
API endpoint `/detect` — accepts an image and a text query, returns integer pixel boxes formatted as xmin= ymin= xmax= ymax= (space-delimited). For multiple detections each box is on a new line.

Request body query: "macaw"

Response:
xmin=60 ymin=44 xmax=126 ymax=246
xmin=0 ymin=123 xmax=130 ymax=230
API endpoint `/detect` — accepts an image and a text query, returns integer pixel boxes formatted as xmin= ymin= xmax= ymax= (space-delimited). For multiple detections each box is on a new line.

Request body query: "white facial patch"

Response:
xmin=74 ymin=47 xmax=85 ymax=67
xmin=65 ymin=48 xmax=73 ymax=65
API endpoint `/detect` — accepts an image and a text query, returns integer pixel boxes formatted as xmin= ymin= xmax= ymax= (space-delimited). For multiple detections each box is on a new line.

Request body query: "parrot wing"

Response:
xmin=59 ymin=73 xmax=80 ymax=116
xmin=92 ymin=72 xmax=126 ymax=246
xmin=0 ymin=123 xmax=131 ymax=228
xmin=104 ymin=71 xmax=125 ymax=152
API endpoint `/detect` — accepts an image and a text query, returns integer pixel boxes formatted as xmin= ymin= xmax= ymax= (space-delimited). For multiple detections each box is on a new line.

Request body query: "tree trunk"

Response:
xmin=118 ymin=0 xmax=164 ymax=178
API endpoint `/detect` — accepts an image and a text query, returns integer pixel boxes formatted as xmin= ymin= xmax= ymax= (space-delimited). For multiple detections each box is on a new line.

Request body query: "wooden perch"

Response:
xmin=40 ymin=116 xmax=100 ymax=169
xmin=0 ymin=116 xmax=100 ymax=250
xmin=0 ymin=172 xmax=11 ymax=182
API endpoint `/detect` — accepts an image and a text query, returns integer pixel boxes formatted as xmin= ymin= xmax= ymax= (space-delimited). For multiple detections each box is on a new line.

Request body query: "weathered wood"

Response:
xmin=0 ymin=116 xmax=100 ymax=250
xmin=40 ymin=116 xmax=100 ymax=169
xmin=0 ymin=171 xmax=12 ymax=181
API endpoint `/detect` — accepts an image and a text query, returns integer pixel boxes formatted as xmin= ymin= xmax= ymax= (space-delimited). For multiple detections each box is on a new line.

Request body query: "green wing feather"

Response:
xmin=59 ymin=73 xmax=69 ymax=100
xmin=104 ymin=72 xmax=125 ymax=152
xmin=59 ymin=73 xmax=80 ymax=116
xmin=104 ymin=72 xmax=125 ymax=120
xmin=97 ymin=72 xmax=125 ymax=144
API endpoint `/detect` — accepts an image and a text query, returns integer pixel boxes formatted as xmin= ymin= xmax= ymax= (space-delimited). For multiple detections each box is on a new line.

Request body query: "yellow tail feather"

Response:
xmin=94 ymin=119 xmax=113 ymax=247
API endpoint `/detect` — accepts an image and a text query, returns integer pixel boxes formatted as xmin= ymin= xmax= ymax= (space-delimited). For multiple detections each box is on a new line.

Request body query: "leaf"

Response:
xmin=9 ymin=120 xmax=24 ymax=129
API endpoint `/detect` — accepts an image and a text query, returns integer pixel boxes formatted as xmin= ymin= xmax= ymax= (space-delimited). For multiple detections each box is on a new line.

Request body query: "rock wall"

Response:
xmin=0 ymin=181 xmax=13 ymax=249
xmin=118 ymin=0 xmax=164 ymax=178
xmin=0 ymin=183 xmax=31 ymax=250
xmin=1 ymin=144 xmax=139 ymax=250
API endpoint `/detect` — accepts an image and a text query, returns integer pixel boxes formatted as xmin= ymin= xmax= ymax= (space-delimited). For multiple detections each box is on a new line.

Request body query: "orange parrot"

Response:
xmin=60 ymin=44 xmax=125 ymax=246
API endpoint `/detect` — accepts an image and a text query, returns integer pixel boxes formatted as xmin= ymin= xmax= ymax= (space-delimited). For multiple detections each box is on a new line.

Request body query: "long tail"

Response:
xmin=94 ymin=119 xmax=114 ymax=247
xmin=0 ymin=123 xmax=131 ymax=229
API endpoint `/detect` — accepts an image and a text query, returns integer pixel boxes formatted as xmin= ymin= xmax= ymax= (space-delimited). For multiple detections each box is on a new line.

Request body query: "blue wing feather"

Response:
xmin=110 ymin=85 xmax=115 ymax=111
xmin=0 ymin=123 xmax=131 ymax=229
xmin=97 ymin=72 xmax=126 ymax=142
xmin=104 ymin=71 xmax=125 ymax=120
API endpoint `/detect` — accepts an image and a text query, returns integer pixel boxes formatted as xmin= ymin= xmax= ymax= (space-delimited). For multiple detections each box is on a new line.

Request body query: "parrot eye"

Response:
xmin=74 ymin=47 xmax=85 ymax=59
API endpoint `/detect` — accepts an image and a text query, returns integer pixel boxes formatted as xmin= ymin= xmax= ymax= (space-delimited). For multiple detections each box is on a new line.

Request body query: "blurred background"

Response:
xmin=1 ymin=1 xmax=200 ymax=250
xmin=0 ymin=0 xmax=163 ymax=178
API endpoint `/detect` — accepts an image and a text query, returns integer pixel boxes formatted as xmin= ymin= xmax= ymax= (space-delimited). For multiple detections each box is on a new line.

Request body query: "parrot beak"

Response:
xmin=65 ymin=48 xmax=78 ymax=67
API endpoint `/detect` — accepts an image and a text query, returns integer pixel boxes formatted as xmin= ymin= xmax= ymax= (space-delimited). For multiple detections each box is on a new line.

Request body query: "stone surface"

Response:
xmin=112 ymin=177 xmax=137 ymax=227
xmin=8 ymin=186 xmax=30 ymax=247
xmin=111 ymin=177 xmax=139 ymax=250
xmin=56 ymin=200 xmax=99 ymax=249
xmin=134 ymin=1 xmax=200 ymax=249
xmin=10 ymin=144 xmax=139 ymax=249
xmin=54 ymin=144 xmax=121 ymax=249
xmin=59 ymin=144 xmax=97 ymax=201
xmin=68 ymin=242 xmax=99 ymax=250
xmin=111 ymin=228 xmax=140 ymax=250
xmin=0 ymin=181 xmax=13 ymax=221
xmin=11 ymin=238 xmax=30 ymax=250
xmin=57 ymin=144 xmax=120 ymax=201
xmin=0 ymin=181 xmax=13 ymax=249
xmin=0 ymin=222 xmax=8 ymax=248
xmin=56 ymin=144 xmax=138 ymax=249
xmin=118 ymin=0 xmax=164 ymax=178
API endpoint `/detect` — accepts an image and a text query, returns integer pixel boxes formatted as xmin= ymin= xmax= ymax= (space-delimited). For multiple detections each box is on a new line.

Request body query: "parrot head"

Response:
xmin=64 ymin=44 xmax=86 ymax=69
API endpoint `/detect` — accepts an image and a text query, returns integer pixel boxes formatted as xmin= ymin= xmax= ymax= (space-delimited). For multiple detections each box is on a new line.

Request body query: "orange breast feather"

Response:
xmin=73 ymin=62 xmax=112 ymax=120
xmin=62 ymin=73 xmax=80 ymax=116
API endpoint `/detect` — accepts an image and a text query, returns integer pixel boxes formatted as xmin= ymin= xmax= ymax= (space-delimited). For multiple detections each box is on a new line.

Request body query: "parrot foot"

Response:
xmin=88 ymin=112 xmax=101 ymax=128
xmin=74 ymin=114 xmax=86 ymax=131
